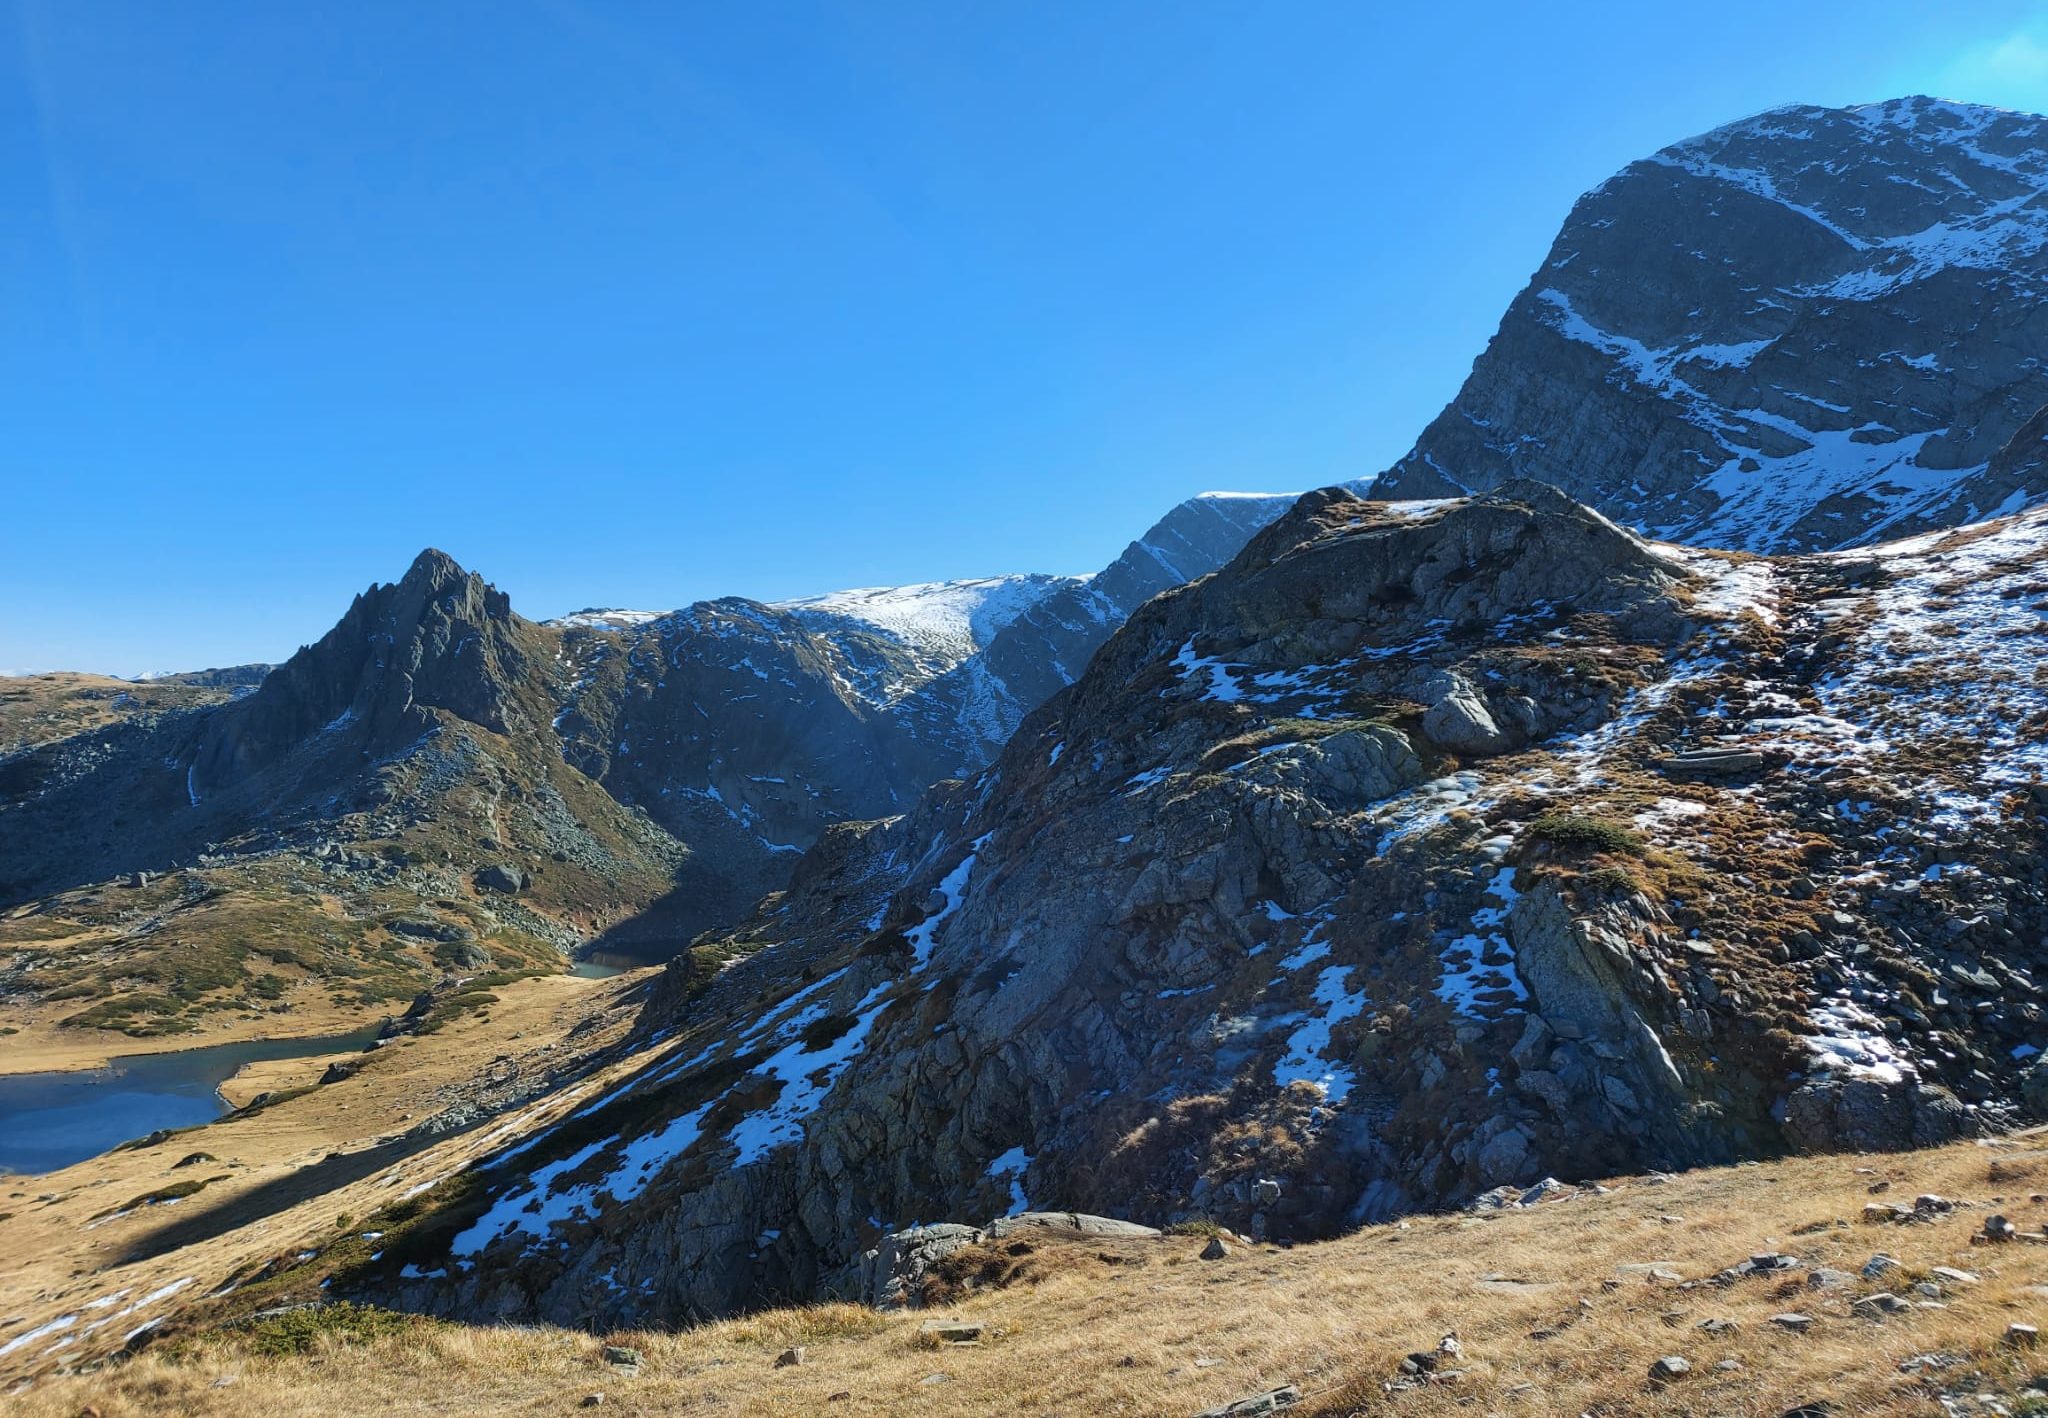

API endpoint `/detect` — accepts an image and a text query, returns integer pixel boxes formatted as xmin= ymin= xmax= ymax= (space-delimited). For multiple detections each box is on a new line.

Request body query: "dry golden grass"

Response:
xmin=16 ymin=1138 xmax=2048 ymax=1416
xmin=0 ymin=971 xmax=650 ymax=1397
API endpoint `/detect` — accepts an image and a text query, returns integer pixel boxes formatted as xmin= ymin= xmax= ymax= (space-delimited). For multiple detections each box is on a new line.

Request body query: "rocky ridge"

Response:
xmin=1375 ymin=97 xmax=2048 ymax=551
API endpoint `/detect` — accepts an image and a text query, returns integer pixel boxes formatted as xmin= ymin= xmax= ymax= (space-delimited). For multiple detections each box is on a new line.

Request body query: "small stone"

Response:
xmin=579 ymin=1397 xmax=604 ymax=1410
xmin=601 ymin=1345 xmax=641 ymax=1370
xmin=1807 ymin=1268 xmax=1854 ymax=1290
xmin=1929 ymin=1266 xmax=1980 ymax=1285
xmin=1852 ymin=1293 xmax=1911 ymax=1318
xmin=1914 ymin=1194 xmax=1954 ymax=1213
xmin=1696 ymin=1317 xmax=1738 ymax=1334
xmin=1193 ymin=1386 xmax=1301 ymax=1417
xmin=774 ymin=1346 xmax=806 ymax=1368
xmin=1649 ymin=1355 xmax=1692 ymax=1382
xmin=1861 ymin=1254 xmax=1901 ymax=1279
xmin=2007 ymin=1323 xmax=2041 ymax=1348
xmin=1985 ymin=1214 xmax=2018 ymax=1242
xmin=1867 ymin=1180 xmax=1891 ymax=1194
xmin=1770 ymin=1313 xmax=1814 ymax=1332
xmin=1200 ymin=1235 xmax=1230 ymax=1261
xmin=921 ymin=1373 xmax=952 ymax=1386
xmin=1716 ymin=1358 xmax=1743 ymax=1372
xmin=918 ymin=1320 xmax=984 ymax=1345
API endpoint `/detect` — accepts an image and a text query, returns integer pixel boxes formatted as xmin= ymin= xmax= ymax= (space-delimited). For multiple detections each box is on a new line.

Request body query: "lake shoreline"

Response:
xmin=0 ymin=961 xmax=651 ymax=1077
xmin=0 ymin=1009 xmax=398 ymax=1079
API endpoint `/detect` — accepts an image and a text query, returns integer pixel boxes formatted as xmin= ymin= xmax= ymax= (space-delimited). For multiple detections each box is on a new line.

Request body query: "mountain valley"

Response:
xmin=7 ymin=93 xmax=2048 ymax=1417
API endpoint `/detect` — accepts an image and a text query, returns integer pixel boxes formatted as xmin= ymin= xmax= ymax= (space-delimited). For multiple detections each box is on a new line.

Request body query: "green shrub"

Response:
xmin=1526 ymin=812 xmax=1644 ymax=856
xmin=241 ymin=1302 xmax=431 ymax=1357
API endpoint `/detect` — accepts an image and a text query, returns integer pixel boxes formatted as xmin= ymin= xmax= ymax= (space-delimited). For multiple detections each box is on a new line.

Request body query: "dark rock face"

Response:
xmin=191 ymin=549 xmax=539 ymax=796
xmin=1375 ymin=97 xmax=2048 ymax=551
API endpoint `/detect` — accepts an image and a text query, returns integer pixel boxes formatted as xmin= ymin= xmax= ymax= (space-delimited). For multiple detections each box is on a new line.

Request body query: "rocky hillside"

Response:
xmin=340 ymin=482 xmax=2047 ymax=1332
xmin=1375 ymin=97 xmax=2048 ymax=551
xmin=0 ymin=671 xmax=260 ymax=760
xmin=22 ymin=1136 xmax=2048 ymax=1415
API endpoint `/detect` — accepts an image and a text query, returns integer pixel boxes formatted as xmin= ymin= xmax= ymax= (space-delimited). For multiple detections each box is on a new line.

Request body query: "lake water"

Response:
xmin=568 ymin=958 xmax=633 ymax=979
xmin=0 ymin=1026 xmax=382 ymax=1175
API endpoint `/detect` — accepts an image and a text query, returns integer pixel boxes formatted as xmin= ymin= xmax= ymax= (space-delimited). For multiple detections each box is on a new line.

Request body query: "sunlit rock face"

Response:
xmin=1376 ymin=97 xmax=2048 ymax=551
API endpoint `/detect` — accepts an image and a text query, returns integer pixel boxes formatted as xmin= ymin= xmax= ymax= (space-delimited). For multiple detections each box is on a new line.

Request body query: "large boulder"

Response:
xmin=1421 ymin=670 xmax=1512 ymax=755
xmin=476 ymin=863 xmax=529 ymax=894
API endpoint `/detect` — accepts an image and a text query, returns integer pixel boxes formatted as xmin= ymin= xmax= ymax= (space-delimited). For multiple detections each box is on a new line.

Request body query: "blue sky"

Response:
xmin=5 ymin=1 xmax=2047 ymax=674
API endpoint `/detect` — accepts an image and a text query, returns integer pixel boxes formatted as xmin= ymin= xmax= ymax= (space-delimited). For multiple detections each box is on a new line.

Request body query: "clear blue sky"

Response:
xmin=5 ymin=1 xmax=2046 ymax=674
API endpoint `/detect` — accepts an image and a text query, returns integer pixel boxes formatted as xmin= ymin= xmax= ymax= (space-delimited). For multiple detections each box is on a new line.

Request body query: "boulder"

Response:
xmin=1195 ymin=1386 xmax=1300 ymax=1418
xmin=982 ymin=1212 xmax=1159 ymax=1240
xmin=1421 ymin=670 xmax=1513 ymax=755
xmin=475 ymin=863 xmax=529 ymax=894
xmin=2024 ymin=1058 xmax=2048 ymax=1116
xmin=918 ymin=1320 xmax=983 ymax=1345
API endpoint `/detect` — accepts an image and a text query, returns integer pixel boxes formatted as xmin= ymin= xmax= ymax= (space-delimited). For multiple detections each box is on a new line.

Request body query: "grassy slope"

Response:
xmin=0 ymin=674 xmax=240 ymax=757
xmin=15 ymin=1137 xmax=2048 ymax=1416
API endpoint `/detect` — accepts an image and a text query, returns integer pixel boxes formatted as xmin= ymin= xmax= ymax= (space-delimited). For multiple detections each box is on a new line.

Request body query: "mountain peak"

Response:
xmin=1374 ymin=93 xmax=2048 ymax=550
xmin=396 ymin=546 xmax=473 ymax=594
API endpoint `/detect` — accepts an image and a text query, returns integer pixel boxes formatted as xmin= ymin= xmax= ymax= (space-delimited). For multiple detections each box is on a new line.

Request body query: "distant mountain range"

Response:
xmin=0 ymin=486 xmax=1314 ymax=1044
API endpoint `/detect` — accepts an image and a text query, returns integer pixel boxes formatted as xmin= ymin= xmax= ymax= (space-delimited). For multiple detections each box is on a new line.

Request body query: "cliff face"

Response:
xmin=365 ymin=483 xmax=2048 ymax=1328
xmin=1375 ymin=98 xmax=2048 ymax=550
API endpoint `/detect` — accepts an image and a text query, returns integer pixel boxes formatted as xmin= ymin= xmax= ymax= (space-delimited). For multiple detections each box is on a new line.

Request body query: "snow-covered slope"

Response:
xmin=1375 ymin=96 xmax=2048 ymax=550
xmin=545 ymin=608 xmax=669 ymax=633
xmin=775 ymin=574 xmax=1080 ymax=690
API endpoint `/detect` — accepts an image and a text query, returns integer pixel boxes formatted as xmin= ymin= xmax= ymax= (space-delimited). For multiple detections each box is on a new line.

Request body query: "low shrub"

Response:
xmin=1525 ymin=811 xmax=1644 ymax=856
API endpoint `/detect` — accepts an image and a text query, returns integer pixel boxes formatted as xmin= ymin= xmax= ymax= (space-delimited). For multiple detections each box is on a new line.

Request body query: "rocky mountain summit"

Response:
xmin=352 ymin=481 xmax=2048 ymax=1330
xmin=1376 ymin=97 xmax=2048 ymax=551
